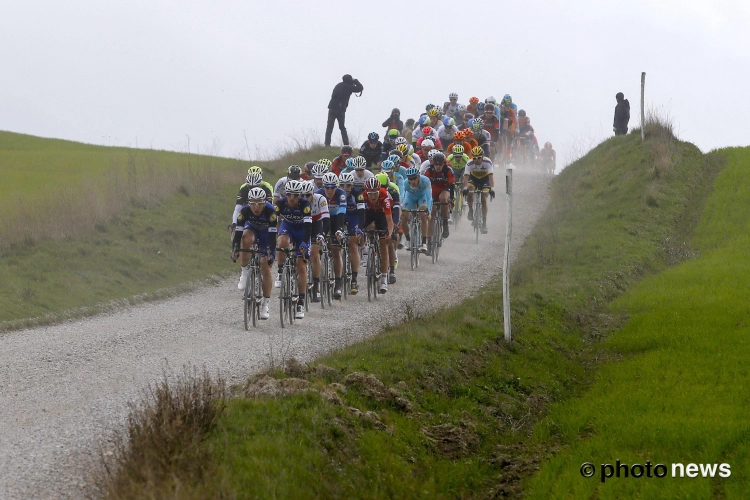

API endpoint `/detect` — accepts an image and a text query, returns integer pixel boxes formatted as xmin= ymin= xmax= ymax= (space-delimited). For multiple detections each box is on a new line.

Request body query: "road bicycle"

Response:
xmin=471 ymin=188 xmax=493 ymax=244
xmin=430 ymin=201 xmax=451 ymax=263
xmin=276 ymin=245 xmax=301 ymax=328
xmin=452 ymin=182 xmax=464 ymax=230
xmin=338 ymin=232 xmax=352 ymax=300
xmin=403 ymin=208 xmax=428 ymax=270
xmin=318 ymin=236 xmax=334 ymax=307
xmin=364 ymin=229 xmax=388 ymax=301
xmin=240 ymin=247 xmax=264 ymax=330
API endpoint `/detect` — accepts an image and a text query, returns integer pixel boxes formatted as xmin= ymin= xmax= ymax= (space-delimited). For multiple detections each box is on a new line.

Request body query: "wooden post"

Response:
xmin=641 ymin=72 xmax=646 ymax=142
xmin=503 ymin=166 xmax=513 ymax=342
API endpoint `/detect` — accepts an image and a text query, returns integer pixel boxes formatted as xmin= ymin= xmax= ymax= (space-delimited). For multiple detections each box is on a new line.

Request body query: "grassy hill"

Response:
xmin=0 ymin=130 xmax=339 ymax=329
xmin=102 ymin=123 xmax=744 ymax=498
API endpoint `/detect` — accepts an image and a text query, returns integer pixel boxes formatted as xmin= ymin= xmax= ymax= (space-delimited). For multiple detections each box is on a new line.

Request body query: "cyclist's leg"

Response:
xmin=421 ymin=204 xmax=432 ymax=239
xmin=439 ymin=190 xmax=450 ymax=219
xmin=481 ymin=192 xmax=489 ymax=220
xmin=240 ymin=229 xmax=256 ymax=267
xmin=332 ymin=245 xmax=342 ymax=277
xmin=311 ymin=242 xmax=321 ymax=278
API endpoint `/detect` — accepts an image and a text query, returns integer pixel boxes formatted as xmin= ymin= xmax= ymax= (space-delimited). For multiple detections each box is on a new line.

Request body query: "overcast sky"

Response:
xmin=1 ymin=0 xmax=748 ymax=168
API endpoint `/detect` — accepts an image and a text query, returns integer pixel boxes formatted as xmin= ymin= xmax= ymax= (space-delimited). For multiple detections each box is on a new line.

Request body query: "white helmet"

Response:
xmin=353 ymin=156 xmax=367 ymax=170
xmin=248 ymin=187 xmax=266 ymax=201
xmin=394 ymin=137 xmax=407 ymax=146
xmin=285 ymin=179 xmax=304 ymax=194
xmin=245 ymin=171 xmax=263 ymax=186
xmin=421 ymin=139 xmax=435 ymax=149
xmin=486 ymin=96 xmax=497 ymax=104
xmin=449 ymin=92 xmax=458 ymax=99
xmin=339 ymin=172 xmax=355 ymax=184
xmin=301 ymin=180 xmax=315 ymax=195
xmin=311 ymin=163 xmax=328 ymax=178
xmin=427 ymin=149 xmax=440 ymax=159
xmin=322 ymin=172 xmax=339 ymax=186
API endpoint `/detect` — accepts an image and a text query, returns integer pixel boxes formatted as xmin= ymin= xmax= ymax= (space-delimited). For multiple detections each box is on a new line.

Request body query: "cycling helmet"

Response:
xmin=380 ymin=159 xmax=395 ymax=171
xmin=471 ymin=146 xmax=484 ymax=157
xmin=503 ymin=93 xmax=512 ymax=102
xmin=545 ymin=142 xmax=552 ymax=149
xmin=421 ymin=139 xmax=435 ymax=149
xmin=469 ymin=96 xmax=479 ymax=104
xmin=463 ymin=129 xmax=474 ymax=138
xmin=390 ymin=149 xmax=404 ymax=159
xmin=340 ymin=145 xmax=354 ymax=155
xmin=247 ymin=166 xmax=262 ymax=175
xmin=457 ymin=103 xmax=466 ymax=112
xmin=304 ymin=161 xmax=316 ymax=174
xmin=396 ymin=144 xmax=409 ymax=154
xmin=245 ymin=171 xmax=263 ymax=186
xmin=285 ymin=179 xmax=304 ymax=194
xmin=427 ymin=108 xmax=440 ymax=117
xmin=422 ymin=126 xmax=433 ymax=136
xmin=486 ymin=96 xmax=497 ymax=104
xmin=318 ymin=158 xmax=332 ymax=168
xmin=387 ymin=154 xmax=400 ymax=164
xmin=453 ymin=130 xmax=465 ymax=141
xmin=426 ymin=103 xmax=436 ymax=111
xmin=287 ymin=165 xmax=302 ymax=180
xmin=311 ymin=163 xmax=328 ymax=178
xmin=467 ymin=118 xmax=475 ymax=129
xmin=364 ymin=177 xmax=381 ymax=192
xmin=432 ymin=152 xmax=446 ymax=163
xmin=427 ymin=149 xmax=440 ymax=159
xmin=404 ymin=166 xmax=419 ymax=177
xmin=464 ymin=113 xmax=474 ymax=122
xmin=477 ymin=102 xmax=485 ymax=112
xmin=376 ymin=173 xmax=389 ymax=187
xmin=484 ymin=103 xmax=495 ymax=113
xmin=368 ymin=131 xmax=379 ymax=141
xmin=518 ymin=109 xmax=526 ymax=117
xmin=339 ymin=172 xmax=355 ymax=184
xmin=449 ymin=92 xmax=458 ymax=99
xmin=300 ymin=180 xmax=315 ymax=195
xmin=387 ymin=129 xmax=399 ymax=137
xmin=353 ymin=156 xmax=367 ymax=170
xmin=472 ymin=118 xmax=484 ymax=131
xmin=394 ymin=136 xmax=407 ymax=146
xmin=345 ymin=157 xmax=355 ymax=169
xmin=443 ymin=116 xmax=455 ymax=127
xmin=322 ymin=172 xmax=339 ymax=187
xmin=417 ymin=115 xmax=428 ymax=126
xmin=248 ymin=187 xmax=266 ymax=201
xmin=452 ymin=144 xmax=465 ymax=155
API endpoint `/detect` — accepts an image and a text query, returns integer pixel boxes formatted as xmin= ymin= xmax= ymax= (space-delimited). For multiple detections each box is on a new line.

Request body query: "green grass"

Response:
xmin=0 ymin=131 xmax=340 ymax=328
xmin=103 ymin=126 xmax=727 ymax=498
xmin=525 ymin=147 xmax=750 ymax=498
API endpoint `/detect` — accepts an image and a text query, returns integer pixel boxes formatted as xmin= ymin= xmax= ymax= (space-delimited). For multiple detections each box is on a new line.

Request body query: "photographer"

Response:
xmin=324 ymin=74 xmax=363 ymax=146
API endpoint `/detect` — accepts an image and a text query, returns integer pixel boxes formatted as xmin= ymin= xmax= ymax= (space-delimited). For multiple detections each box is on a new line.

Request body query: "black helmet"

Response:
xmin=432 ymin=152 xmax=446 ymax=164
xmin=340 ymin=145 xmax=353 ymax=155
xmin=304 ymin=161 xmax=316 ymax=174
xmin=287 ymin=165 xmax=302 ymax=180
xmin=518 ymin=109 xmax=526 ymax=117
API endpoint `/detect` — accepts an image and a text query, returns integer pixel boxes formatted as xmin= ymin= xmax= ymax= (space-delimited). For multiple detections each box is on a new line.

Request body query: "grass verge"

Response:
xmin=101 ymin=121 xmax=729 ymax=497
xmin=525 ymin=146 xmax=750 ymax=498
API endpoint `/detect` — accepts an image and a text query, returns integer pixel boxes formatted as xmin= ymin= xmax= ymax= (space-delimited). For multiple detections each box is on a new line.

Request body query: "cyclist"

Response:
xmin=401 ymin=166 xmax=433 ymax=255
xmin=470 ymin=119 xmax=492 ymax=157
xmin=234 ymin=187 xmax=277 ymax=320
xmin=376 ymin=172 xmax=400 ymax=282
xmin=499 ymin=102 xmax=518 ymax=158
xmin=342 ymin=155 xmax=375 ymax=193
xmin=233 ymin=170 xmax=272 ymax=233
xmin=417 ymin=127 xmax=443 ymax=150
xmin=446 ymin=130 xmax=472 ymax=156
xmin=416 ymin=138 xmax=435 ymax=164
xmin=301 ymin=180 xmax=330 ymax=303
xmin=442 ymin=93 xmax=464 ymax=122
xmin=381 ymin=129 xmax=400 ymax=158
xmin=462 ymin=147 xmax=495 ymax=234
xmin=516 ymin=110 xmax=539 ymax=160
xmin=317 ymin=172 xmax=348 ymax=299
xmin=463 ymin=127 xmax=480 ymax=152
xmin=331 ymin=145 xmax=354 ymax=175
xmin=539 ymin=142 xmax=556 ymax=174
xmin=423 ymin=152 xmax=455 ymax=240
xmin=437 ymin=116 xmax=459 ymax=150
xmin=502 ymin=94 xmax=518 ymax=116
xmin=359 ymin=132 xmax=383 ymax=170
xmin=303 ymin=161 xmax=316 ymax=181
xmin=311 ymin=163 xmax=329 ymax=190
xmin=274 ymin=179 xmax=312 ymax=319
xmin=446 ymin=144 xmax=470 ymax=186
xmin=466 ymin=96 xmax=480 ymax=118
xmin=339 ymin=171 xmax=365 ymax=294
xmin=362 ymin=177 xmax=394 ymax=293
xmin=411 ymin=115 xmax=429 ymax=146
xmin=420 ymin=148 xmax=441 ymax=174
xmin=485 ymin=96 xmax=502 ymax=121
xmin=273 ymin=164 xmax=303 ymax=203
xmin=381 ymin=158 xmax=406 ymax=194
xmin=426 ymin=107 xmax=442 ymax=130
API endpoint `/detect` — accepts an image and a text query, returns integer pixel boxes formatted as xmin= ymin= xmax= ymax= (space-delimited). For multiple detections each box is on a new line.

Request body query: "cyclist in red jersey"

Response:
xmin=331 ymin=145 xmax=354 ymax=175
xmin=482 ymin=104 xmax=501 ymax=142
xmin=423 ymin=152 xmax=455 ymax=239
xmin=362 ymin=177 xmax=394 ymax=293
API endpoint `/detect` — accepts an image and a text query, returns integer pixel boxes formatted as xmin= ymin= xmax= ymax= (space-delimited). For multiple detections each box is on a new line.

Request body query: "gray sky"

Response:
xmin=1 ymin=0 xmax=748 ymax=167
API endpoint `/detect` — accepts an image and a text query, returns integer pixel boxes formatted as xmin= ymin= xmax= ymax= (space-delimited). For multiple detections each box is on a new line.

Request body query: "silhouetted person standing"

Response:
xmin=325 ymin=74 xmax=363 ymax=146
xmin=613 ymin=92 xmax=630 ymax=136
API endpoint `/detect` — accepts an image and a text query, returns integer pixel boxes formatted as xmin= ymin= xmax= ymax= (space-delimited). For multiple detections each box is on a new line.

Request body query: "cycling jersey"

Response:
xmin=465 ymin=158 xmax=494 ymax=179
xmin=443 ymin=101 xmax=464 ymax=121
xmin=539 ymin=147 xmax=556 ymax=164
xmin=363 ymin=188 xmax=393 ymax=215
xmin=424 ymin=165 xmax=456 ymax=199
xmin=275 ymin=197 xmax=313 ymax=253
xmin=317 ymin=187 xmax=347 ymax=215
xmin=344 ymin=190 xmax=366 ymax=233
xmin=234 ymin=201 xmax=278 ymax=254
xmin=447 ymin=153 xmax=470 ymax=172
xmin=331 ymin=154 xmax=351 ymax=175
xmin=273 ymin=176 xmax=292 ymax=198
xmin=500 ymin=108 xmax=518 ymax=134
xmin=482 ymin=114 xmax=501 ymax=140
xmin=359 ymin=141 xmax=383 ymax=169
xmin=416 ymin=135 xmax=443 ymax=150
xmin=233 ymin=182 xmax=273 ymax=224
xmin=437 ymin=125 xmax=458 ymax=143
xmin=309 ymin=193 xmax=330 ymax=222
xmin=402 ymin=175 xmax=433 ymax=211
xmin=346 ymin=169 xmax=375 ymax=191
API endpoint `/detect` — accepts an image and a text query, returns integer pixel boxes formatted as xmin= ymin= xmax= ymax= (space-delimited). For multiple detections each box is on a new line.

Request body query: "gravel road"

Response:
xmin=0 ymin=168 xmax=551 ymax=499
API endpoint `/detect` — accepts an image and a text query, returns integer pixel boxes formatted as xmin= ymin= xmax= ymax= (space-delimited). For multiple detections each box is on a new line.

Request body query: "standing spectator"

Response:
xmin=613 ymin=92 xmax=630 ymax=136
xmin=382 ymin=108 xmax=403 ymax=133
xmin=325 ymin=74 xmax=363 ymax=146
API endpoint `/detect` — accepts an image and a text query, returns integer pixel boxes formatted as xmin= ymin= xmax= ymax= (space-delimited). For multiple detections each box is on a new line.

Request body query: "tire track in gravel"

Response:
xmin=0 ymin=168 xmax=551 ymax=499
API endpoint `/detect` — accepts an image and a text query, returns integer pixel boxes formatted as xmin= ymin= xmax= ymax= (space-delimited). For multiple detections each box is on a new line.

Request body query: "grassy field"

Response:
xmin=525 ymin=146 xmax=750 ymax=498
xmin=0 ymin=131 xmax=339 ymax=329
xmin=101 ymin=124 xmax=735 ymax=498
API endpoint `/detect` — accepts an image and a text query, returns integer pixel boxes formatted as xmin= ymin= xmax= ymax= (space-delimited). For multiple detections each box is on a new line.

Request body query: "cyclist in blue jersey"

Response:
xmin=317 ymin=172 xmax=348 ymax=299
xmin=381 ymin=158 xmax=406 ymax=195
xmin=275 ymin=179 xmax=312 ymax=319
xmin=235 ymin=187 xmax=277 ymax=320
xmin=401 ymin=166 xmax=433 ymax=254
xmin=339 ymin=172 xmax=365 ymax=294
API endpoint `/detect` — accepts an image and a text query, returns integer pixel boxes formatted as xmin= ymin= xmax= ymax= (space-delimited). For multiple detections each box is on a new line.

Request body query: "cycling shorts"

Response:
xmin=467 ymin=175 xmax=491 ymax=191
xmin=311 ymin=220 xmax=324 ymax=240
xmin=242 ymin=227 xmax=271 ymax=255
xmin=278 ymin=221 xmax=310 ymax=257
xmin=345 ymin=214 xmax=359 ymax=234
xmin=364 ymin=211 xmax=388 ymax=233
xmin=402 ymin=192 xmax=431 ymax=210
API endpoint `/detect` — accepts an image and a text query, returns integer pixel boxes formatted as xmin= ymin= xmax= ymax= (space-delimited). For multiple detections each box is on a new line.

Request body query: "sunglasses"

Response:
xmin=408 ymin=176 xmax=419 ymax=181
xmin=341 ymin=183 xmax=353 ymax=188
xmin=249 ymin=201 xmax=265 ymax=207
xmin=287 ymin=193 xmax=301 ymax=198
xmin=323 ymin=184 xmax=337 ymax=189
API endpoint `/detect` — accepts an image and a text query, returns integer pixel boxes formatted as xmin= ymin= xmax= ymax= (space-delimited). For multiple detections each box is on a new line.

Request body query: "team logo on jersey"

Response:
xmin=321 ymin=200 xmax=327 ymax=207
xmin=269 ymin=213 xmax=277 ymax=224
xmin=303 ymin=206 xmax=311 ymax=214
xmin=238 ymin=214 xmax=244 ymax=221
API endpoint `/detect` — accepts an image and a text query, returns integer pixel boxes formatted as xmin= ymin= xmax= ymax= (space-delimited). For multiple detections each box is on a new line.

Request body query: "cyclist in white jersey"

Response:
xmin=462 ymin=147 xmax=496 ymax=233
xmin=302 ymin=180 xmax=331 ymax=303
xmin=273 ymin=165 xmax=303 ymax=203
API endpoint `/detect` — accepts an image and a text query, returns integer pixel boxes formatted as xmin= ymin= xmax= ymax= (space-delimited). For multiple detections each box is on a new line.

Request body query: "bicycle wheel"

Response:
xmin=279 ymin=263 xmax=288 ymax=329
xmin=434 ymin=219 xmax=442 ymax=263
xmin=243 ymin=279 xmax=251 ymax=331
xmin=342 ymin=242 xmax=350 ymax=300
xmin=320 ymin=249 xmax=328 ymax=309
xmin=475 ymin=199 xmax=481 ymax=244
xmin=289 ymin=266 xmax=297 ymax=325
xmin=250 ymin=264 xmax=258 ymax=328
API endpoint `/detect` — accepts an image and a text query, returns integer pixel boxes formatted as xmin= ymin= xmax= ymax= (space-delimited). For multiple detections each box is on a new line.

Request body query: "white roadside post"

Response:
xmin=503 ymin=165 xmax=513 ymax=342
xmin=641 ymin=72 xmax=646 ymax=143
